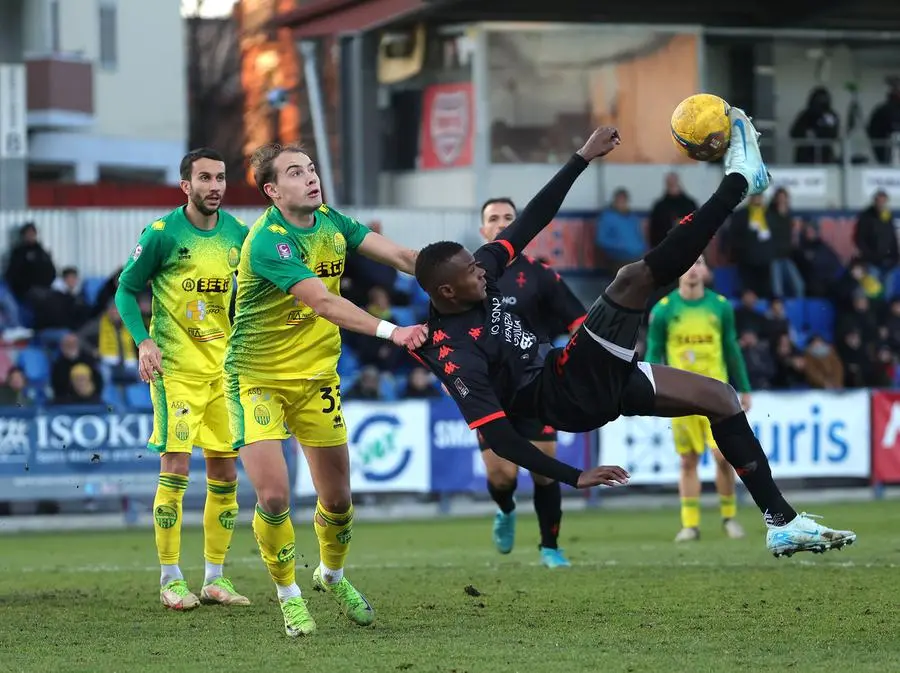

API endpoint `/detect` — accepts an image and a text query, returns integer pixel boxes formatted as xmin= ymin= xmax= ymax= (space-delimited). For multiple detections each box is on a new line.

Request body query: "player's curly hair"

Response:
xmin=250 ymin=142 xmax=307 ymax=199
xmin=415 ymin=240 xmax=464 ymax=295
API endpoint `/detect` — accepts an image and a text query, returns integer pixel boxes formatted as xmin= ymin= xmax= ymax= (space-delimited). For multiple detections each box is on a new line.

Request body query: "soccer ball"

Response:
xmin=670 ymin=93 xmax=731 ymax=162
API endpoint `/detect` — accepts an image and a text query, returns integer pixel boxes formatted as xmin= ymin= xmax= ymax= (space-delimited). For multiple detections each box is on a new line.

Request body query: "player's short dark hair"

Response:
xmin=415 ymin=241 xmax=465 ymax=294
xmin=179 ymin=148 xmax=225 ymax=181
xmin=480 ymin=197 xmax=517 ymax=220
xmin=250 ymin=142 xmax=307 ymax=198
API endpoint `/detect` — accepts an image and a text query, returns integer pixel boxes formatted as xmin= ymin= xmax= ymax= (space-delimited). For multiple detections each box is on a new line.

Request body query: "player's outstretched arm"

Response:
xmin=290 ymin=277 xmax=426 ymax=349
xmin=494 ymin=127 xmax=620 ymax=259
xmin=356 ymin=232 xmax=418 ymax=275
xmin=478 ymin=418 xmax=629 ymax=489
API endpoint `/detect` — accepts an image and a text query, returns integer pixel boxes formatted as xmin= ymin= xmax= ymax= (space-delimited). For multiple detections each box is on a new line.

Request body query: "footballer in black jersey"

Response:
xmin=412 ymin=120 xmax=857 ymax=558
xmin=475 ymin=197 xmax=586 ymax=566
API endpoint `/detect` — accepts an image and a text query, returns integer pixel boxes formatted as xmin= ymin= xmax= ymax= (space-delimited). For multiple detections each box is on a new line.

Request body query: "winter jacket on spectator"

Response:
xmin=853 ymin=202 xmax=898 ymax=270
xmin=802 ymin=338 xmax=844 ymax=389
xmin=793 ymin=222 xmax=843 ymax=297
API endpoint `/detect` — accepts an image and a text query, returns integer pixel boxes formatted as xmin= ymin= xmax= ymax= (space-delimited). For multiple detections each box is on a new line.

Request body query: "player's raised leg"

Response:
xmin=478 ymin=437 xmax=519 ymax=554
xmin=303 ymin=442 xmax=375 ymax=627
xmin=199 ymin=452 xmax=250 ymax=605
xmin=620 ymin=365 xmax=856 ymax=556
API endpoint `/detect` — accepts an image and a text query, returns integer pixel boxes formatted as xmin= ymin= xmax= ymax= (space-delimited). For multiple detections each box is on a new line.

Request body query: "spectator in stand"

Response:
xmin=870 ymin=343 xmax=897 ymax=388
xmin=802 ymin=335 xmax=844 ymax=390
xmin=765 ymin=298 xmax=794 ymax=343
xmin=789 ymin=86 xmax=840 ymax=164
xmin=51 ymin=332 xmax=103 ymax=402
xmin=41 ymin=266 xmax=91 ymax=330
xmin=54 ymin=363 xmax=102 ymax=405
xmin=342 ymin=286 xmax=403 ymax=373
xmin=853 ymin=190 xmax=898 ymax=295
xmin=728 ymin=194 xmax=775 ymax=298
xmin=595 ymin=188 xmax=645 ymax=275
xmin=95 ymin=303 xmax=139 ymax=385
xmin=767 ymin=188 xmax=804 ymax=298
xmin=738 ymin=330 xmax=775 ymax=390
xmin=3 ymin=222 xmax=56 ymax=304
xmin=837 ymin=328 xmax=869 ymax=389
xmin=341 ymin=221 xmax=411 ymax=307
xmin=344 ymin=366 xmax=382 ymax=401
xmin=648 ymin=172 xmax=698 ymax=248
xmin=793 ymin=220 xmax=843 ymax=297
xmin=733 ymin=289 xmax=770 ymax=339
xmin=0 ymin=366 xmax=32 ymax=407
xmin=836 ymin=259 xmax=884 ymax=309
xmin=837 ymin=291 xmax=879 ymax=345
xmin=403 ymin=367 xmax=441 ymax=399
xmin=771 ymin=333 xmax=806 ymax=390
xmin=884 ymin=298 xmax=900 ymax=348
xmin=866 ymin=76 xmax=900 ymax=165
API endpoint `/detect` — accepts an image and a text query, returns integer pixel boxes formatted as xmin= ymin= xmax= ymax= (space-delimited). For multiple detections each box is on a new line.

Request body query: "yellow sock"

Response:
xmin=154 ymin=472 xmax=189 ymax=565
xmin=252 ymin=505 xmax=296 ymax=586
xmin=204 ymin=479 xmax=238 ymax=565
xmin=314 ymin=501 xmax=353 ymax=573
xmin=680 ymin=497 xmax=700 ymax=529
xmin=720 ymin=493 xmax=737 ymax=521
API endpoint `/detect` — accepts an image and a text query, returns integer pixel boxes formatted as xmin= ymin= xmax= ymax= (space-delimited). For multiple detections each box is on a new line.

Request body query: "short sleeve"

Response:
xmin=118 ymin=223 xmax=171 ymax=293
xmin=474 ymin=241 xmax=515 ymax=282
xmin=326 ymin=206 xmax=370 ymax=251
xmin=430 ymin=348 xmax=506 ymax=429
xmin=249 ymin=228 xmax=316 ymax=293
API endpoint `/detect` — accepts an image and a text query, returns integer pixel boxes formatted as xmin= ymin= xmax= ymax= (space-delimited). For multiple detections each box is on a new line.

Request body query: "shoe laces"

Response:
xmin=163 ymin=579 xmax=191 ymax=596
xmin=798 ymin=512 xmax=823 ymax=521
xmin=332 ymin=579 xmax=368 ymax=610
xmin=282 ymin=597 xmax=311 ymax=620
xmin=208 ymin=576 xmax=237 ymax=593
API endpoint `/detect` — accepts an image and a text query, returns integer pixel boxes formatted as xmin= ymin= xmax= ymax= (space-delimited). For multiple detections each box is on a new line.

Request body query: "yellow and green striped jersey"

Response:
xmin=225 ymin=204 xmax=370 ymax=381
xmin=118 ymin=207 xmax=248 ymax=380
xmin=645 ymin=288 xmax=751 ymax=392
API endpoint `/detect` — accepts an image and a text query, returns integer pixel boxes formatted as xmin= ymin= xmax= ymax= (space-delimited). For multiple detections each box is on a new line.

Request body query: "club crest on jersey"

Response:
xmin=430 ymin=89 xmax=470 ymax=165
xmin=227 ymin=246 xmax=240 ymax=268
xmin=333 ymin=232 xmax=346 ymax=256
xmin=276 ymin=242 xmax=292 ymax=259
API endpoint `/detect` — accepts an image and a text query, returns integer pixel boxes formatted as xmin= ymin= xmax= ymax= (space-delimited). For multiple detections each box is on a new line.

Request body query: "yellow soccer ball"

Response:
xmin=670 ymin=93 xmax=732 ymax=161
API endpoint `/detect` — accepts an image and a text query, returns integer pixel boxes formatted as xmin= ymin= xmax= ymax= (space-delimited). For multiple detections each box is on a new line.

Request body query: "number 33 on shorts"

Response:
xmin=224 ymin=375 xmax=348 ymax=449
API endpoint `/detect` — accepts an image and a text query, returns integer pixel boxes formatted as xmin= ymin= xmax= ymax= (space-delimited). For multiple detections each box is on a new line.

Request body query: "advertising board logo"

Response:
xmin=350 ymin=414 xmax=413 ymax=482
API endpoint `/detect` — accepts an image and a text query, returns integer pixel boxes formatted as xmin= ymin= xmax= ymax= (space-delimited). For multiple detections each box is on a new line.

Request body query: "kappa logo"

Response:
xmin=429 ymin=89 xmax=470 ymax=165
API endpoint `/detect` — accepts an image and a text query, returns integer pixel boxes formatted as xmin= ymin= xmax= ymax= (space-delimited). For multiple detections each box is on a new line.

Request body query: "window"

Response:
xmin=99 ymin=2 xmax=117 ymax=69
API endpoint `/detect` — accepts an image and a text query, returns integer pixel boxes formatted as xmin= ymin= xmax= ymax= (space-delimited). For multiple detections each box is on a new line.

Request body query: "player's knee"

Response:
xmin=680 ymin=453 xmax=699 ymax=471
xmin=161 ymin=452 xmax=190 ymax=476
xmin=531 ymin=472 xmax=555 ymax=486
xmin=607 ymin=262 xmax=655 ymax=300
xmin=698 ymin=379 xmax=742 ymax=423
xmin=206 ymin=456 xmax=237 ymax=482
xmin=318 ymin=492 xmax=352 ymax=514
xmin=257 ymin=489 xmax=290 ymax=515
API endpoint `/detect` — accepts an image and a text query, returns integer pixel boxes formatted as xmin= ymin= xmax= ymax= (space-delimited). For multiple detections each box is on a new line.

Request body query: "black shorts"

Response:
xmin=477 ymin=416 xmax=557 ymax=450
xmin=522 ymin=293 xmax=657 ymax=433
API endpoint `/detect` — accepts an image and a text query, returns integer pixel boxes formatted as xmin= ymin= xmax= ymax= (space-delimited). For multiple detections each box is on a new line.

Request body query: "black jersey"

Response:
xmin=416 ymin=239 xmax=560 ymax=433
xmin=496 ymin=255 xmax=585 ymax=341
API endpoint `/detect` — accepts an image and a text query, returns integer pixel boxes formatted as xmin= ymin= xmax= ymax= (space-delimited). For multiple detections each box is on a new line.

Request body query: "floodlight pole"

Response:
xmin=298 ymin=40 xmax=337 ymax=205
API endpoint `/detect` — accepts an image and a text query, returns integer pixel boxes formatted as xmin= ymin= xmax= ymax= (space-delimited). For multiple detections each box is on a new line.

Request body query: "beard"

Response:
xmin=192 ymin=194 xmax=218 ymax=216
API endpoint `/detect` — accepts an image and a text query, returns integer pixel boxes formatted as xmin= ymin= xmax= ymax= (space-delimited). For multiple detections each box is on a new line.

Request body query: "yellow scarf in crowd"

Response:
xmin=98 ymin=315 xmax=137 ymax=362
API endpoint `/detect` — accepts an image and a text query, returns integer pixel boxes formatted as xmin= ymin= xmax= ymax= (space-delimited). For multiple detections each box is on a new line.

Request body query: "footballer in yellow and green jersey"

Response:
xmin=646 ymin=288 xmax=750 ymax=391
xmin=225 ymin=203 xmax=369 ymax=381
xmin=118 ymin=206 xmax=248 ymax=380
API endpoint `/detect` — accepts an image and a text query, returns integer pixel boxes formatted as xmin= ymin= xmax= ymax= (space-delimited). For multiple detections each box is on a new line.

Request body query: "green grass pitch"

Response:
xmin=0 ymin=500 xmax=898 ymax=673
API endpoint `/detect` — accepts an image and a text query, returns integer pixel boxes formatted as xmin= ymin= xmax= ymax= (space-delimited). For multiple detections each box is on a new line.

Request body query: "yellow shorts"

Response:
xmin=672 ymin=416 xmax=718 ymax=455
xmin=225 ymin=372 xmax=347 ymax=449
xmin=148 ymin=375 xmax=238 ymax=458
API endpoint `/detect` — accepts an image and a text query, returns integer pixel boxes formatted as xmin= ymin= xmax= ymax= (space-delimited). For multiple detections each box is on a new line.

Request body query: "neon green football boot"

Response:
xmin=280 ymin=596 xmax=317 ymax=637
xmin=312 ymin=566 xmax=375 ymax=626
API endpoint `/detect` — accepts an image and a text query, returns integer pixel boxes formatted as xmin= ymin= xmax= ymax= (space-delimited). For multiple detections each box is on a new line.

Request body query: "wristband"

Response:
xmin=376 ymin=320 xmax=397 ymax=340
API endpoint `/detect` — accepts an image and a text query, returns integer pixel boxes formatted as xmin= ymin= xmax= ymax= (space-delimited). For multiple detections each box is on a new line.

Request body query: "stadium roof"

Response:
xmin=276 ymin=0 xmax=900 ymax=37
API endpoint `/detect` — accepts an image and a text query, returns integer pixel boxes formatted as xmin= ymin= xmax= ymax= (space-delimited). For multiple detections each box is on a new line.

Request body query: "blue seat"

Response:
xmin=784 ymin=299 xmax=805 ymax=330
xmin=378 ymin=373 xmax=397 ymax=401
xmin=17 ymin=347 xmax=50 ymax=385
xmin=102 ymin=384 xmax=123 ymax=409
xmin=82 ymin=277 xmax=108 ymax=307
xmin=337 ymin=346 xmax=360 ymax=378
xmin=124 ymin=383 xmax=152 ymax=410
xmin=391 ymin=306 xmax=417 ymax=326
xmin=712 ymin=266 xmax=739 ymax=297
xmin=804 ymin=299 xmax=835 ymax=341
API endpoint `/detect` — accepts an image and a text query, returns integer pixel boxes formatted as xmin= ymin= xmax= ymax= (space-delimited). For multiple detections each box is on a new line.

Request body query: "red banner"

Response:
xmin=419 ymin=82 xmax=473 ymax=170
xmin=871 ymin=391 xmax=900 ymax=484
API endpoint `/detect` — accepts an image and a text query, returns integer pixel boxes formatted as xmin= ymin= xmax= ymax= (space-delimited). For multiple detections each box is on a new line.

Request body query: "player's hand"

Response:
xmin=391 ymin=324 xmax=428 ymax=349
xmin=577 ymin=126 xmax=621 ymax=161
xmin=138 ymin=339 xmax=164 ymax=383
xmin=576 ymin=465 xmax=630 ymax=489
xmin=740 ymin=393 xmax=752 ymax=412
